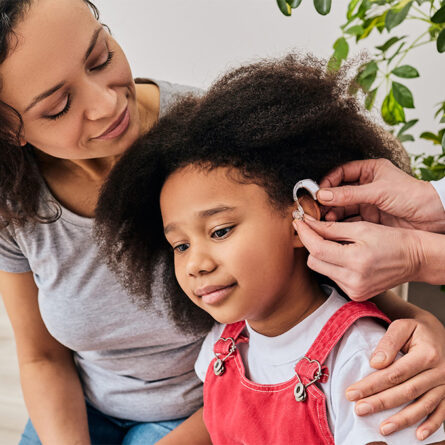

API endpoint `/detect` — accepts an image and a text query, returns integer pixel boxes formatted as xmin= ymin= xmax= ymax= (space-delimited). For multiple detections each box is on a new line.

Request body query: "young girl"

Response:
xmin=95 ymin=55 xmax=445 ymax=444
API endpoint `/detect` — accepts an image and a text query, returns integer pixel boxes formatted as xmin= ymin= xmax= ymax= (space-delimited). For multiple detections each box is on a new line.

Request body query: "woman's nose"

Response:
xmin=186 ymin=248 xmax=217 ymax=277
xmin=83 ymin=80 xmax=117 ymax=121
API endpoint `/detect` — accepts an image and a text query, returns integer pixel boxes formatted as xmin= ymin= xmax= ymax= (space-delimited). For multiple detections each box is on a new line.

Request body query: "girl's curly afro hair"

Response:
xmin=95 ymin=53 xmax=410 ymax=334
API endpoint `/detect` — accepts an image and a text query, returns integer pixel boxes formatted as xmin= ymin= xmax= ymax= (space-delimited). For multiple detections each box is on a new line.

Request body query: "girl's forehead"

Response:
xmin=160 ymin=166 xmax=272 ymax=216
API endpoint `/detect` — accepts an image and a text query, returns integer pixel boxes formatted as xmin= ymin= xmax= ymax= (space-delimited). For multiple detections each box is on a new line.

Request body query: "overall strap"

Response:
xmin=213 ymin=321 xmax=248 ymax=355
xmin=295 ymin=301 xmax=390 ymax=381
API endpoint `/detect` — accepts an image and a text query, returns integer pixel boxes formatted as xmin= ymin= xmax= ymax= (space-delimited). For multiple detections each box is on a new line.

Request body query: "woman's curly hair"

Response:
xmin=95 ymin=53 xmax=410 ymax=334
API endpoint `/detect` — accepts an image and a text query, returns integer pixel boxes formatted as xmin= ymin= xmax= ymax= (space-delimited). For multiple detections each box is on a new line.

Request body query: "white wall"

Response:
xmin=95 ymin=0 xmax=444 ymax=155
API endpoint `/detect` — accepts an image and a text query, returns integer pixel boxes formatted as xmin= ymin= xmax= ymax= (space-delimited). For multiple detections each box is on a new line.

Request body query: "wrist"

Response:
xmin=409 ymin=229 xmax=445 ymax=284
xmin=418 ymin=182 xmax=445 ymax=233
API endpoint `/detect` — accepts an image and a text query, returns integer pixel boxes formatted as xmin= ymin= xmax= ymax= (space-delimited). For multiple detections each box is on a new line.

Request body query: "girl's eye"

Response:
xmin=174 ymin=243 xmax=190 ymax=254
xmin=211 ymin=226 xmax=234 ymax=239
xmin=45 ymin=96 xmax=71 ymax=121
xmin=91 ymin=50 xmax=114 ymax=72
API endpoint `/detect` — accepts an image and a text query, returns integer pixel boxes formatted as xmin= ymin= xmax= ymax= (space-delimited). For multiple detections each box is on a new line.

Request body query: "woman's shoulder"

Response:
xmin=135 ymin=77 xmax=204 ymax=116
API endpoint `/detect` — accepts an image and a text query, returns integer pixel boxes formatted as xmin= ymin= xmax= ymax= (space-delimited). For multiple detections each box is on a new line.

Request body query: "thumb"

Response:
xmin=369 ymin=320 xmax=415 ymax=369
xmin=317 ymin=183 xmax=382 ymax=208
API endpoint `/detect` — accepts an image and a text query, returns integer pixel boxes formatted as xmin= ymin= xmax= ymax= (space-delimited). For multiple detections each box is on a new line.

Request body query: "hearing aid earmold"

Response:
xmin=292 ymin=179 xmax=320 ymax=221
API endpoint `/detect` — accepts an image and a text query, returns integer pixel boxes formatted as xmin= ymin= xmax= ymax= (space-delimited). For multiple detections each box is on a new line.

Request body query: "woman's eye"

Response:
xmin=212 ymin=226 xmax=234 ymax=239
xmin=91 ymin=50 xmax=114 ymax=72
xmin=45 ymin=96 xmax=71 ymax=121
xmin=174 ymin=243 xmax=189 ymax=253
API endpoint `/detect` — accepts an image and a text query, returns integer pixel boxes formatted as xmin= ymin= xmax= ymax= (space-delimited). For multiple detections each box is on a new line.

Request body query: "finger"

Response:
xmin=293 ymin=220 xmax=347 ymax=265
xmin=346 ymin=348 xmax=427 ymax=401
xmin=377 ymin=385 xmax=445 ymax=438
xmin=416 ymin=397 xmax=445 ymax=441
xmin=319 ymin=159 xmax=379 ymax=188
xmin=370 ymin=319 xmax=416 ymax=369
xmin=317 ymin=183 xmax=384 ymax=210
xmin=353 ymin=368 xmax=443 ymax=415
xmin=306 ymin=254 xmax=348 ymax=283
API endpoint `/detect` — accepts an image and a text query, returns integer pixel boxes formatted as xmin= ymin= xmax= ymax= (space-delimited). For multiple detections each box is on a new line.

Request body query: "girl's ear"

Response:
xmin=291 ymin=194 xmax=321 ymax=248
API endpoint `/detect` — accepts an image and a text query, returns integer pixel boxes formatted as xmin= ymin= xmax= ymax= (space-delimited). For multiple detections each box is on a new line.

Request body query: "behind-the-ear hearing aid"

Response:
xmin=292 ymin=179 xmax=320 ymax=221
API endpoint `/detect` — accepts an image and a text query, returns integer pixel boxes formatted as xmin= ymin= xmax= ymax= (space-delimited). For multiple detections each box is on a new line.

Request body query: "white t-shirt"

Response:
xmin=431 ymin=177 xmax=445 ymax=210
xmin=195 ymin=287 xmax=445 ymax=445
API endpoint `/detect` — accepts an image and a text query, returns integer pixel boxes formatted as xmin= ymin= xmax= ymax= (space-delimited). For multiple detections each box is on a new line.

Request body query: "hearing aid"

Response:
xmin=292 ymin=179 xmax=320 ymax=221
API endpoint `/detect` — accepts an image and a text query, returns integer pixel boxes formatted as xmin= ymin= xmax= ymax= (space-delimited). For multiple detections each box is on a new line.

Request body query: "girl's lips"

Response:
xmin=197 ymin=283 xmax=237 ymax=305
xmin=95 ymin=107 xmax=130 ymax=140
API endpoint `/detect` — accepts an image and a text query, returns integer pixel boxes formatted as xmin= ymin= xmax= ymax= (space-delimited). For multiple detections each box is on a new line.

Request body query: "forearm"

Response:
xmin=371 ymin=289 xmax=425 ymax=321
xmin=20 ymin=357 xmax=90 ymax=445
xmin=157 ymin=407 xmax=211 ymax=445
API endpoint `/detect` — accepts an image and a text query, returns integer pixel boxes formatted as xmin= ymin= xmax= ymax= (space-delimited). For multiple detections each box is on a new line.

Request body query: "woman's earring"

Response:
xmin=292 ymin=179 xmax=320 ymax=221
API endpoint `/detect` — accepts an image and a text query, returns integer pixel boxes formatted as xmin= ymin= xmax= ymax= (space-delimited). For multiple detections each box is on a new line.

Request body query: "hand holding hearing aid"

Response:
xmin=293 ymin=159 xmax=445 ymax=301
xmin=316 ymin=158 xmax=445 ymax=234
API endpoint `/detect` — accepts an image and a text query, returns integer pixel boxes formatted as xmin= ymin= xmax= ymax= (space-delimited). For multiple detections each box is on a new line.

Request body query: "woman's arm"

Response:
xmin=156 ymin=407 xmax=211 ymax=445
xmin=0 ymin=270 xmax=90 ymax=445
xmin=348 ymin=290 xmax=445 ymax=441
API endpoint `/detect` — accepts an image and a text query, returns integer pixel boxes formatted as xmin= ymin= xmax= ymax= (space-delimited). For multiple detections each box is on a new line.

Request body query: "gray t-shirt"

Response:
xmin=0 ymin=80 xmax=207 ymax=422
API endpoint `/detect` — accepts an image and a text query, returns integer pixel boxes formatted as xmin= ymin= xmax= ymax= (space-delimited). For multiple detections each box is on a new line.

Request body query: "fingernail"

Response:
xmin=356 ymin=402 xmax=372 ymax=416
xmin=381 ymin=423 xmax=397 ymax=436
xmin=304 ymin=214 xmax=316 ymax=222
xmin=346 ymin=390 xmax=362 ymax=401
xmin=418 ymin=429 xmax=430 ymax=441
xmin=371 ymin=351 xmax=386 ymax=364
xmin=318 ymin=190 xmax=334 ymax=201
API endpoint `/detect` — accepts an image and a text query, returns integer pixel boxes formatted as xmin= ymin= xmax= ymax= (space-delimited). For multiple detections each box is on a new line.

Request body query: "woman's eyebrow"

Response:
xmin=24 ymin=27 xmax=103 ymax=112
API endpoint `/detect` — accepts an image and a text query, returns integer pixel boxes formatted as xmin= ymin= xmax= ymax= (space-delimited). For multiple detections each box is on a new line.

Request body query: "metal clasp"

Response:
xmin=213 ymin=337 xmax=236 ymax=376
xmin=294 ymin=356 xmax=323 ymax=402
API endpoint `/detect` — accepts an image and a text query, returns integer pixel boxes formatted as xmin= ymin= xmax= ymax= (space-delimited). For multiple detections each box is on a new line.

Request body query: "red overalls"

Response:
xmin=203 ymin=301 xmax=390 ymax=445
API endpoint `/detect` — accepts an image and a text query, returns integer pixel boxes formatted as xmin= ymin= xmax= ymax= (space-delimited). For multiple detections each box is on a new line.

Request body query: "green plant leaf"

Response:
xmin=382 ymin=91 xmax=406 ymax=125
xmin=287 ymin=0 xmax=303 ymax=8
xmin=392 ymin=65 xmax=419 ymax=78
xmin=420 ymin=167 xmax=438 ymax=180
xmin=420 ymin=131 xmax=441 ymax=144
xmin=365 ymin=88 xmax=378 ymax=110
xmin=376 ymin=35 xmax=406 ymax=52
xmin=442 ymin=131 xmax=445 ymax=152
xmin=387 ymin=42 xmax=406 ymax=65
xmin=398 ymin=134 xmax=415 ymax=142
xmin=441 ymin=116 xmax=445 ymax=123
xmin=398 ymin=119 xmax=418 ymax=135
xmin=431 ymin=5 xmax=445 ymax=23
xmin=385 ymin=2 xmax=412 ymax=32
xmin=359 ymin=15 xmax=384 ymax=40
xmin=277 ymin=0 xmax=292 ymax=16
xmin=347 ymin=0 xmax=361 ymax=20
xmin=437 ymin=28 xmax=445 ymax=53
xmin=392 ymin=81 xmax=415 ymax=108
xmin=314 ymin=0 xmax=332 ymax=15
xmin=328 ymin=37 xmax=349 ymax=71
xmin=345 ymin=25 xmax=365 ymax=35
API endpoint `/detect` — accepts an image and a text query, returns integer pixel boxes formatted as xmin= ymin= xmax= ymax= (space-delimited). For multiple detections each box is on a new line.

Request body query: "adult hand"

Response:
xmin=345 ymin=313 xmax=445 ymax=441
xmin=317 ymin=158 xmax=445 ymax=234
xmin=293 ymin=218 xmax=424 ymax=301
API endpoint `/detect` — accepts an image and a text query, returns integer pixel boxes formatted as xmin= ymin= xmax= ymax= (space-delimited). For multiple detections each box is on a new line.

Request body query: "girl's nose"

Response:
xmin=83 ymin=80 xmax=117 ymax=121
xmin=186 ymin=249 xmax=217 ymax=277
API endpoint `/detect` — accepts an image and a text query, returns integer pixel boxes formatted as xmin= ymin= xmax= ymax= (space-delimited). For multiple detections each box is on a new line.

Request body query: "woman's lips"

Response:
xmin=195 ymin=283 xmax=237 ymax=305
xmin=95 ymin=107 xmax=130 ymax=140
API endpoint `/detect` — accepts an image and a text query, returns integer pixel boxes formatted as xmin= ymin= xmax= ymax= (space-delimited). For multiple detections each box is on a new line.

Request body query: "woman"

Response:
xmin=0 ymin=0 xmax=444 ymax=443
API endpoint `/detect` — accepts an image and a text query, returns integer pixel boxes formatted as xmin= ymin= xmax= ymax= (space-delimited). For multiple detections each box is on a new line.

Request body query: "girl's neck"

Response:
xmin=247 ymin=255 xmax=328 ymax=338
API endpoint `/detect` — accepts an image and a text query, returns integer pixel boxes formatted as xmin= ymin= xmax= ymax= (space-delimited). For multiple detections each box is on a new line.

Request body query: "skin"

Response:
xmin=158 ymin=165 xmax=413 ymax=445
xmin=0 ymin=1 xmax=444 ymax=442
xmin=0 ymin=0 xmax=158 ymax=443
